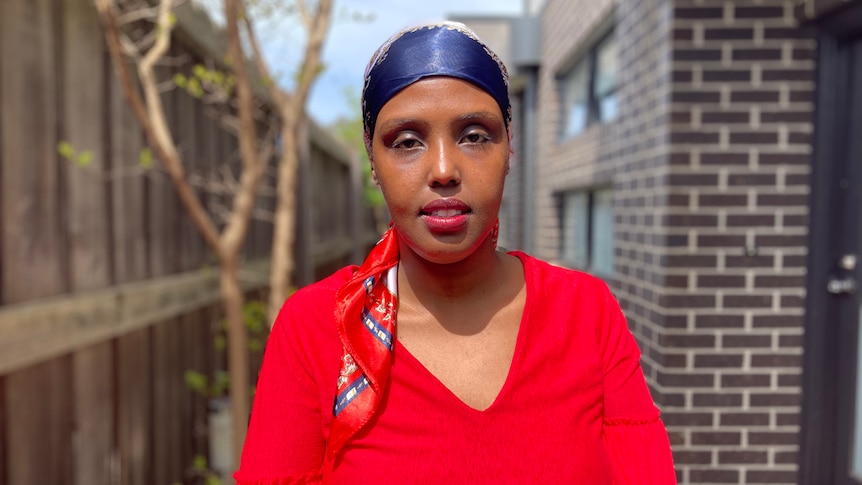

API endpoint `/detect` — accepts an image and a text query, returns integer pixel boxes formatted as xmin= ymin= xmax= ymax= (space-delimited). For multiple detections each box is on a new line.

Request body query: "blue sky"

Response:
xmin=258 ymin=0 xmax=524 ymax=126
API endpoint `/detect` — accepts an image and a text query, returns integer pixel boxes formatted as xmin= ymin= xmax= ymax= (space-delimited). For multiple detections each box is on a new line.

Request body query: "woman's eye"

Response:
xmin=461 ymin=130 xmax=491 ymax=144
xmin=390 ymin=133 xmax=423 ymax=149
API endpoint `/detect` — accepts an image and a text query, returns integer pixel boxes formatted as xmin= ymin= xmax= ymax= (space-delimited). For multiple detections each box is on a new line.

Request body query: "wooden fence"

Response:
xmin=0 ymin=0 xmax=377 ymax=483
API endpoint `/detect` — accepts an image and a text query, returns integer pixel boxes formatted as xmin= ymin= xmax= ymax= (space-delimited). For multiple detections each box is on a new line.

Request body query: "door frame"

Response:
xmin=800 ymin=2 xmax=862 ymax=484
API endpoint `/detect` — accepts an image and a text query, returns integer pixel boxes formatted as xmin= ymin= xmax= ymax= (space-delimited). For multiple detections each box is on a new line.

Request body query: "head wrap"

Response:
xmin=361 ymin=21 xmax=511 ymax=144
xmin=326 ymin=23 xmax=510 ymax=470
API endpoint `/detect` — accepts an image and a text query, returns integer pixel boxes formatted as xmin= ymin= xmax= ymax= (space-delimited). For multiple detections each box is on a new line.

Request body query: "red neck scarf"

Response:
xmin=327 ymin=228 xmax=400 ymax=467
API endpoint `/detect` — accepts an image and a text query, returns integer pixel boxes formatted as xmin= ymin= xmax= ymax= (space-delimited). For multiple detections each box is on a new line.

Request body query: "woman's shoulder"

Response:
xmin=508 ymin=250 xmax=612 ymax=295
xmin=272 ymin=265 xmax=356 ymax=337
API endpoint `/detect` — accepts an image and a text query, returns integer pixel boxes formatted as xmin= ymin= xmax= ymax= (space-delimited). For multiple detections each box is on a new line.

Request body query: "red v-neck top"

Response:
xmin=235 ymin=252 xmax=676 ymax=484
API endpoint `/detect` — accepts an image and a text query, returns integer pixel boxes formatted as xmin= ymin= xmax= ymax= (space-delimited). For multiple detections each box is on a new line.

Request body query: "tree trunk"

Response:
xmin=220 ymin=255 xmax=250 ymax=468
xmin=267 ymin=117 xmax=301 ymax=323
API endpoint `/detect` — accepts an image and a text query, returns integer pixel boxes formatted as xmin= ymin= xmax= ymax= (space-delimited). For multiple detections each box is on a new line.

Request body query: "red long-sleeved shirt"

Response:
xmin=236 ymin=252 xmax=676 ymax=484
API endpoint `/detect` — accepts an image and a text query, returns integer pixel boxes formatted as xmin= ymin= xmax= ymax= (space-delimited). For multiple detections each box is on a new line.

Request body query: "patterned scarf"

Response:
xmin=326 ymin=228 xmax=400 ymax=466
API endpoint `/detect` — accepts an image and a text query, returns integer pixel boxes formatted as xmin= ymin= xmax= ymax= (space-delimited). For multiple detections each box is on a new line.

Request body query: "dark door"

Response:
xmin=800 ymin=5 xmax=862 ymax=484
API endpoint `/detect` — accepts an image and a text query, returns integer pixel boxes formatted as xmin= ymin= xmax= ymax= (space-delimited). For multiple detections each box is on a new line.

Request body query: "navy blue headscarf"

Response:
xmin=361 ymin=22 xmax=511 ymax=145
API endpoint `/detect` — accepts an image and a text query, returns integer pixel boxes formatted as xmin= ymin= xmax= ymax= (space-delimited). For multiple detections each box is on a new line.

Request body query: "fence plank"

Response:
xmin=152 ymin=318 xmax=185 ymax=484
xmin=0 ymin=376 xmax=7 ymax=485
xmin=0 ymin=0 xmax=64 ymax=304
xmin=6 ymin=358 xmax=73 ymax=485
xmin=63 ymin=0 xmax=110 ymax=293
xmin=117 ymin=328 xmax=153 ymax=485
xmin=73 ymin=341 xmax=114 ymax=485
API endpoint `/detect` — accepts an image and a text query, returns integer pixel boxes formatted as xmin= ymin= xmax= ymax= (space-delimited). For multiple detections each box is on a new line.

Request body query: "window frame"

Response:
xmin=558 ymin=186 xmax=615 ymax=276
xmin=557 ymin=28 xmax=618 ymax=140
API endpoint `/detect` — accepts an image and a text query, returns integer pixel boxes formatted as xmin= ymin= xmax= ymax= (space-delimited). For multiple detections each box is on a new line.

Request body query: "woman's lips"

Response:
xmin=420 ymin=199 xmax=471 ymax=233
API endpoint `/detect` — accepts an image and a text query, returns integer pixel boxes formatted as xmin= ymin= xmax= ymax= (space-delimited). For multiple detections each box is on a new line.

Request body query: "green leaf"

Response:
xmin=57 ymin=141 xmax=75 ymax=160
xmin=213 ymin=334 xmax=226 ymax=351
xmin=184 ymin=370 xmax=209 ymax=395
xmin=206 ymin=477 xmax=221 ymax=485
xmin=76 ymin=151 xmax=93 ymax=167
xmin=139 ymin=147 xmax=154 ymax=168
xmin=173 ymin=73 xmax=187 ymax=88
xmin=213 ymin=370 xmax=230 ymax=396
xmin=192 ymin=454 xmax=208 ymax=472
xmin=193 ymin=64 xmax=207 ymax=79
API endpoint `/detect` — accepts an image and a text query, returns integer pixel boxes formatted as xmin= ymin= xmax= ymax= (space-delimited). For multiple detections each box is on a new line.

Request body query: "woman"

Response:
xmin=235 ymin=22 xmax=676 ymax=484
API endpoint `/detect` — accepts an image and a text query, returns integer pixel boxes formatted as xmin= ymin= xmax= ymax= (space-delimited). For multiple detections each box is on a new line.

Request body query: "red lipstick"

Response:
xmin=419 ymin=198 xmax=471 ymax=233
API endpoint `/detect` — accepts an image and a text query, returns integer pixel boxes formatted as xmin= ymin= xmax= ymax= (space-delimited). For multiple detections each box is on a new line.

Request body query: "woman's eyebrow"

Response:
xmin=456 ymin=111 xmax=503 ymax=124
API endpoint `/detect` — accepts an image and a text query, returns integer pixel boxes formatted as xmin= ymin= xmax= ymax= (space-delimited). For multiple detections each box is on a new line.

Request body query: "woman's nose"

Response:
xmin=428 ymin=142 xmax=461 ymax=188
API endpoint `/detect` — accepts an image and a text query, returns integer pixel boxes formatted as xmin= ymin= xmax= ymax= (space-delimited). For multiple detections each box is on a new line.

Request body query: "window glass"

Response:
xmin=562 ymin=60 xmax=589 ymax=137
xmin=595 ymin=35 xmax=618 ymax=122
xmin=562 ymin=192 xmax=589 ymax=266
xmin=591 ymin=188 xmax=615 ymax=275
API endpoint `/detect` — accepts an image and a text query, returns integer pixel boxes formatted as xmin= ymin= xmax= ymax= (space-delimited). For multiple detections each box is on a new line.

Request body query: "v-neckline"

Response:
xmin=393 ymin=252 xmax=532 ymax=413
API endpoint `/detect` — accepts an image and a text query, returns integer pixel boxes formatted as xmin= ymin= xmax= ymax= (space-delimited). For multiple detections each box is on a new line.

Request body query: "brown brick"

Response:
xmin=726 ymin=214 xmax=776 ymax=226
xmin=719 ymin=450 xmax=768 ymax=464
xmin=778 ymin=373 xmax=801 ymax=387
xmin=759 ymin=153 xmax=810 ymax=165
xmin=727 ymin=172 xmax=777 ymax=185
xmin=752 ymin=314 xmax=804 ymax=328
xmin=789 ymin=131 xmax=812 ymax=144
xmin=723 ymin=334 xmax=772 ymax=348
xmin=777 ymin=412 xmax=800 ymax=426
xmin=674 ymin=48 xmax=723 ymax=61
xmin=724 ymin=294 xmax=773 ymax=308
xmin=673 ymin=28 xmax=694 ymax=41
xmin=720 ymin=412 xmax=770 ymax=426
xmin=783 ymin=214 xmax=809 ymax=226
xmin=671 ymin=131 xmax=722 ymax=143
xmin=790 ymin=89 xmax=814 ymax=102
xmin=693 ymin=392 xmax=743 ymax=407
xmin=765 ymin=27 xmax=812 ymax=39
xmin=793 ymin=47 xmax=816 ymax=60
xmin=762 ymin=69 xmax=814 ymax=82
xmin=667 ymin=173 xmax=720 ymax=186
xmin=786 ymin=173 xmax=810 ymax=186
xmin=697 ymin=274 xmax=746 ymax=288
xmin=751 ymin=353 xmax=802 ymax=367
xmin=665 ymin=214 xmax=719 ymax=227
xmin=783 ymin=255 xmax=808 ymax=268
xmin=775 ymin=450 xmax=798 ymax=464
xmin=669 ymin=152 xmax=691 ymax=166
xmin=753 ymin=274 xmax=805 ymax=287
xmin=749 ymin=431 xmax=799 ymax=445
xmin=697 ymin=234 xmax=746 ymax=247
xmin=721 ymin=373 xmax=771 ymax=388
xmin=726 ymin=254 xmax=775 ymax=268
xmin=758 ymin=193 xmax=809 ymax=206
xmin=779 ymin=333 xmax=803 ymax=347
xmin=761 ymin=110 xmax=812 ymax=123
xmin=690 ymin=469 xmax=739 ymax=483
xmin=691 ymin=431 xmax=743 ymax=446
xmin=665 ymin=255 xmax=719 ymax=268
xmin=746 ymin=470 xmax=799 ymax=483
xmin=781 ymin=294 xmax=805 ymax=308
xmin=666 ymin=274 xmax=689 ymax=287
xmin=661 ymin=293 xmax=717 ymax=308
xmin=735 ymin=6 xmax=784 ymax=18
xmin=696 ymin=314 xmax=745 ymax=328
xmin=694 ymin=353 xmax=744 ymax=368
xmin=671 ymin=109 xmax=692 ymax=123
xmin=673 ymin=90 xmax=722 ymax=103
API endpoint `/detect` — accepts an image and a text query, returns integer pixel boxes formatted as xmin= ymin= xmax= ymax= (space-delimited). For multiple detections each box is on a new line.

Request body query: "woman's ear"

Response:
xmin=370 ymin=162 xmax=380 ymax=185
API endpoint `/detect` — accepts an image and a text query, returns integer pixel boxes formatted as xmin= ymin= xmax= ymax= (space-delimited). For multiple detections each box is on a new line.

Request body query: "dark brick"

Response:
xmin=673 ymin=90 xmax=722 ymax=103
xmin=661 ymin=333 xmax=716 ymax=348
xmin=726 ymin=254 xmax=775 ymax=268
xmin=672 ymin=70 xmax=693 ymax=83
xmin=786 ymin=173 xmax=810 ymax=186
xmin=761 ymin=110 xmax=812 ymax=123
xmin=673 ymin=28 xmax=694 ymax=41
xmin=756 ymin=235 xmax=807 ymax=247
xmin=775 ymin=450 xmax=798 ymax=464
xmin=663 ymin=411 xmax=714 ymax=427
xmin=701 ymin=152 xmax=749 ymax=165
xmin=759 ymin=153 xmax=810 ymax=165
xmin=667 ymin=173 xmax=720 ymax=186
xmin=765 ymin=27 xmax=812 ymax=40
xmin=694 ymin=353 xmax=744 ymax=368
xmin=758 ymin=193 xmax=809 ymax=206
xmin=779 ymin=333 xmax=803 ymax=347
xmin=730 ymin=131 xmax=779 ymax=144
xmin=731 ymin=90 xmax=780 ymax=103
xmin=665 ymin=255 xmax=718 ymax=268
xmin=703 ymin=69 xmax=752 ymax=82
xmin=727 ymin=173 xmax=776 ymax=185
xmin=753 ymin=314 xmax=804 ymax=328
xmin=726 ymin=214 xmax=775 ymax=227
xmin=721 ymin=373 xmax=771 ymax=387
xmin=665 ymin=214 xmax=719 ymax=227
xmin=691 ymin=431 xmax=743 ymax=446
xmin=673 ymin=450 xmax=712 ymax=465
xmin=781 ymin=294 xmax=805 ymax=308
xmin=751 ymin=353 xmax=802 ymax=367
xmin=666 ymin=274 xmax=689 ymax=287
xmin=732 ymin=48 xmax=782 ymax=61
xmin=701 ymin=111 xmax=750 ymax=124
xmin=671 ymin=131 xmax=721 ymax=144
xmin=746 ymin=470 xmax=799 ymax=483
xmin=784 ymin=255 xmax=808 ymax=268
xmin=671 ymin=110 xmax=692 ymax=123
xmin=669 ymin=152 xmax=690 ymax=166
xmin=719 ymin=450 xmax=768 ymax=464
xmin=697 ymin=233 xmax=746 ymax=246
xmin=661 ymin=293 xmax=717 ymax=308
xmin=720 ymin=412 xmax=770 ymax=426
xmin=674 ymin=48 xmax=723 ymax=61
xmin=704 ymin=27 xmax=754 ymax=40
xmin=697 ymin=274 xmax=746 ymax=288
xmin=793 ymin=47 xmax=816 ymax=60
xmin=658 ymin=371 xmax=715 ymax=387
xmin=777 ymin=412 xmax=799 ymax=426
xmin=789 ymin=131 xmax=812 ymax=144
xmin=778 ymin=372 xmax=801 ymax=387
xmin=690 ymin=469 xmax=739 ymax=483
xmin=696 ymin=314 xmax=745 ymax=328
xmin=724 ymin=294 xmax=773 ymax=308
xmin=664 ymin=352 xmax=688 ymax=368
xmin=723 ymin=334 xmax=772 ymax=348
xmin=753 ymin=274 xmax=805 ymax=287
xmin=790 ymin=89 xmax=814 ymax=102
xmin=783 ymin=214 xmax=809 ymax=226
xmin=749 ymin=431 xmax=799 ymax=445
xmin=676 ymin=7 xmax=724 ymax=19
xmin=735 ymin=6 xmax=784 ymax=18
xmin=750 ymin=393 xmax=801 ymax=407
xmin=762 ymin=69 xmax=814 ymax=82
xmin=693 ymin=392 xmax=743 ymax=407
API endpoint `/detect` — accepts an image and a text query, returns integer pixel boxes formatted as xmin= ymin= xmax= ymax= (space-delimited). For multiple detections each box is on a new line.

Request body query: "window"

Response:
xmin=559 ymin=32 xmax=618 ymax=138
xmin=560 ymin=187 xmax=615 ymax=275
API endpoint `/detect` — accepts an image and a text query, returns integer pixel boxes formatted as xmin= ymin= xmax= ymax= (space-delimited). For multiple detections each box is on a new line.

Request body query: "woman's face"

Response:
xmin=370 ymin=76 xmax=509 ymax=265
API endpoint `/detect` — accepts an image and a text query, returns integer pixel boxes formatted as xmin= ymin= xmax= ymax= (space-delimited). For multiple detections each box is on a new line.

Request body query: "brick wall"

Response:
xmin=664 ymin=2 xmax=813 ymax=483
xmin=533 ymin=0 xmax=815 ymax=483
